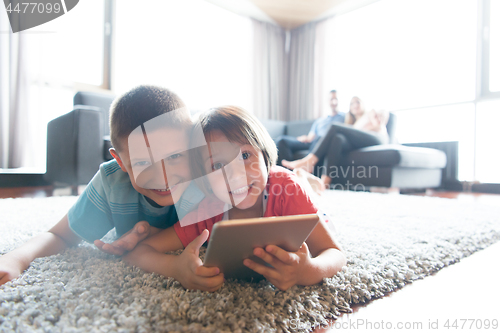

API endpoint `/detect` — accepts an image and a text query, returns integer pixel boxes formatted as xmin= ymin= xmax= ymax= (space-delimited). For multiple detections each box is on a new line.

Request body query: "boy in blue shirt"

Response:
xmin=0 ymin=85 xmax=203 ymax=286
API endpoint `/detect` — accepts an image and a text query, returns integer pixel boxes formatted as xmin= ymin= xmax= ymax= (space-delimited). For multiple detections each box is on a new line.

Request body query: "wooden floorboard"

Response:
xmin=0 ymin=185 xmax=84 ymax=199
xmin=0 ymin=186 xmax=55 ymax=199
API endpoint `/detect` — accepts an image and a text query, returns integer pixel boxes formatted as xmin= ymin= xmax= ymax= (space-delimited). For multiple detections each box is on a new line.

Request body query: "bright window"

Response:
xmin=8 ymin=0 xmax=106 ymax=170
xmin=323 ymin=0 xmax=482 ymax=181
xmin=114 ymin=0 xmax=252 ymax=112
xmin=323 ymin=0 xmax=477 ymax=112
xmin=475 ymin=100 xmax=500 ymax=183
xmin=30 ymin=0 xmax=105 ymax=86
xmin=393 ymin=104 xmax=475 ymax=181
xmin=489 ymin=0 xmax=500 ymax=92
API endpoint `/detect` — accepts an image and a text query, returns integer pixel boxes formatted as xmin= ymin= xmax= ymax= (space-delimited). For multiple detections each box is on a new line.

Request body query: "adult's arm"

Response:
xmin=297 ymin=133 xmax=316 ymax=143
xmin=297 ymin=118 xmax=321 ymax=143
xmin=354 ymin=109 xmax=389 ymax=132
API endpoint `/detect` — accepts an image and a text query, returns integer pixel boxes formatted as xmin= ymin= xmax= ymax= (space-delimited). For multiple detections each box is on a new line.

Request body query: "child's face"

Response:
xmin=114 ymin=128 xmax=192 ymax=207
xmin=202 ymin=130 xmax=268 ymax=210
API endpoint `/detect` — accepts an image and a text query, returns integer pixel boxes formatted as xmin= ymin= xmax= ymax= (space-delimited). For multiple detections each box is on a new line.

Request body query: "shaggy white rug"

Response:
xmin=0 ymin=192 xmax=499 ymax=332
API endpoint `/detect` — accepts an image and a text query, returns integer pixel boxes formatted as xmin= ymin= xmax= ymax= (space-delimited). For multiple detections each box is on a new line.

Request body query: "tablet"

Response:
xmin=203 ymin=214 xmax=319 ymax=281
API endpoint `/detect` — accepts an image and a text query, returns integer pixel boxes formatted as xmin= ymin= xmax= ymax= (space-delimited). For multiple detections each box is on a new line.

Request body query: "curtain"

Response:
xmin=252 ymin=19 xmax=288 ymax=120
xmin=0 ymin=11 xmax=9 ymax=168
xmin=0 ymin=8 xmax=31 ymax=168
xmin=252 ymin=19 xmax=324 ymax=121
xmin=312 ymin=19 xmax=327 ymax=120
xmin=287 ymin=22 xmax=317 ymax=121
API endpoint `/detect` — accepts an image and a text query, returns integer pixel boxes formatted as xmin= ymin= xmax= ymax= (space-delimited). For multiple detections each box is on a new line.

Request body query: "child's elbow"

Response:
xmin=340 ymin=253 xmax=347 ymax=269
xmin=335 ymin=249 xmax=347 ymax=274
xmin=325 ymin=248 xmax=346 ymax=277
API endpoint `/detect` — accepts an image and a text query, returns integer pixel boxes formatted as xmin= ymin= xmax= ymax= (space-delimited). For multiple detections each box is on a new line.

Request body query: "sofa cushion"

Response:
xmin=286 ymin=120 xmax=315 ymax=137
xmin=348 ymin=144 xmax=447 ymax=169
xmin=259 ymin=119 xmax=286 ymax=140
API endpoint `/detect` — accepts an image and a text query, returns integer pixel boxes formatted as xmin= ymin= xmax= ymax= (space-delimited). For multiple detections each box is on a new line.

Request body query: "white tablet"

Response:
xmin=203 ymin=214 xmax=319 ymax=281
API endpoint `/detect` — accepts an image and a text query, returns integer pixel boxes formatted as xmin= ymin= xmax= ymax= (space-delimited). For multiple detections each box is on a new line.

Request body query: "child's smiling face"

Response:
xmin=202 ymin=130 xmax=268 ymax=211
xmin=114 ymin=127 xmax=192 ymax=207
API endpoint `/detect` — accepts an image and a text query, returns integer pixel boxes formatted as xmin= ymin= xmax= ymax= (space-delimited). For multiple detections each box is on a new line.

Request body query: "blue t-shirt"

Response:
xmin=68 ymin=159 xmax=204 ymax=243
xmin=308 ymin=113 xmax=346 ymax=138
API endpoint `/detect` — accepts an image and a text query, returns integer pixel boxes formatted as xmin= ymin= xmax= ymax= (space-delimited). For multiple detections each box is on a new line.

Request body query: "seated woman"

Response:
xmin=282 ymin=96 xmax=389 ymax=189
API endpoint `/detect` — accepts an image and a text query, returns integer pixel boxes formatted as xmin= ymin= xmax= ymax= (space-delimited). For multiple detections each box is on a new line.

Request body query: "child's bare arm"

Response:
xmin=304 ymin=217 xmax=346 ymax=277
xmin=94 ymin=221 xmax=162 ymax=256
xmin=123 ymin=229 xmax=224 ymax=292
xmin=136 ymin=225 xmax=184 ymax=253
xmin=122 ymin=226 xmax=182 ymax=268
xmin=244 ymin=219 xmax=346 ymax=290
xmin=0 ymin=214 xmax=82 ymax=286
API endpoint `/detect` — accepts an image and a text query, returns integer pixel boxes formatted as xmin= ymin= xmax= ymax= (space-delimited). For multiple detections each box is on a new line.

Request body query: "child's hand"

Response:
xmin=94 ymin=221 xmax=153 ymax=256
xmin=243 ymin=243 xmax=312 ymax=291
xmin=174 ymin=229 xmax=224 ymax=292
xmin=0 ymin=256 xmax=23 ymax=286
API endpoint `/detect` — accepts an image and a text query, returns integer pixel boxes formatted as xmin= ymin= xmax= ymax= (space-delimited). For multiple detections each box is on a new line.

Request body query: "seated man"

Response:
xmin=276 ymin=90 xmax=345 ymax=166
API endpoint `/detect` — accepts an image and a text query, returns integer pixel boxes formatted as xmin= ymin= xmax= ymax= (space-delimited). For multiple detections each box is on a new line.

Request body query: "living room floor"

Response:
xmin=316 ymin=190 xmax=500 ymax=332
xmin=1 ymin=186 xmax=499 ymax=332
xmin=318 ymin=234 xmax=500 ymax=332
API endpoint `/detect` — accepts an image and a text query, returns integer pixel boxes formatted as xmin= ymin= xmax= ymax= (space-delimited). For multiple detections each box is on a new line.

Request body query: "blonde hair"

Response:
xmin=345 ymin=96 xmax=366 ymax=125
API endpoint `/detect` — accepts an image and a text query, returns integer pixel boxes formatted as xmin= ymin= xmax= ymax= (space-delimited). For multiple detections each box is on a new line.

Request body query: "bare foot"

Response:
xmin=294 ymin=168 xmax=325 ymax=196
xmin=320 ymin=175 xmax=331 ymax=189
xmin=282 ymin=155 xmax=318 ymax=173
xmin=94 ymin=221 xmax=151 ymax=256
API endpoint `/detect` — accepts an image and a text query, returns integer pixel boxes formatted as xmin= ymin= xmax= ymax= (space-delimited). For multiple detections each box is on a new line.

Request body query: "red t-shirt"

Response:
xmin=174 ymin=166 xmax=318 ymax=247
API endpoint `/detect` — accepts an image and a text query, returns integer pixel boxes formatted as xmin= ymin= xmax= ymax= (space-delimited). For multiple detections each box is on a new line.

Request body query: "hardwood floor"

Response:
xmin=0 ymin=185 xmax=84 ymax=199
xmin=412 ymin=189 xmax=500 ymax=206
xmin=0 ymin=186 xmax=55 ymax=199
xmin=1 ymin=186 xmax=499 ymax=331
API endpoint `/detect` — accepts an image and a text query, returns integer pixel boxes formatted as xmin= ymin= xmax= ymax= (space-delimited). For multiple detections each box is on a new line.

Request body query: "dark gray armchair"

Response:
xmin=45 ymin=91 xmax=115 ymax=187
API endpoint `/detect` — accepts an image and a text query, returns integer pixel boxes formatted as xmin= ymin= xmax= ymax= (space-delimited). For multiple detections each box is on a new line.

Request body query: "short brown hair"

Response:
xmin=191 ymin=106 xmax=277 ymax=174
xmin=109 ymin=85 xmax=190 ymax=152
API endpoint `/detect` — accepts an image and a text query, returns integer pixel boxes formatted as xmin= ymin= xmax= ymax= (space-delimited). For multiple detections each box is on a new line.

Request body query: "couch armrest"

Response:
xmin=103 ymin=135 xmax=113 ymax=161
xmin=74 ymin=91 xmax=115 ymax=136
xmin=45 ymin=107 xmax=104 ymax=186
